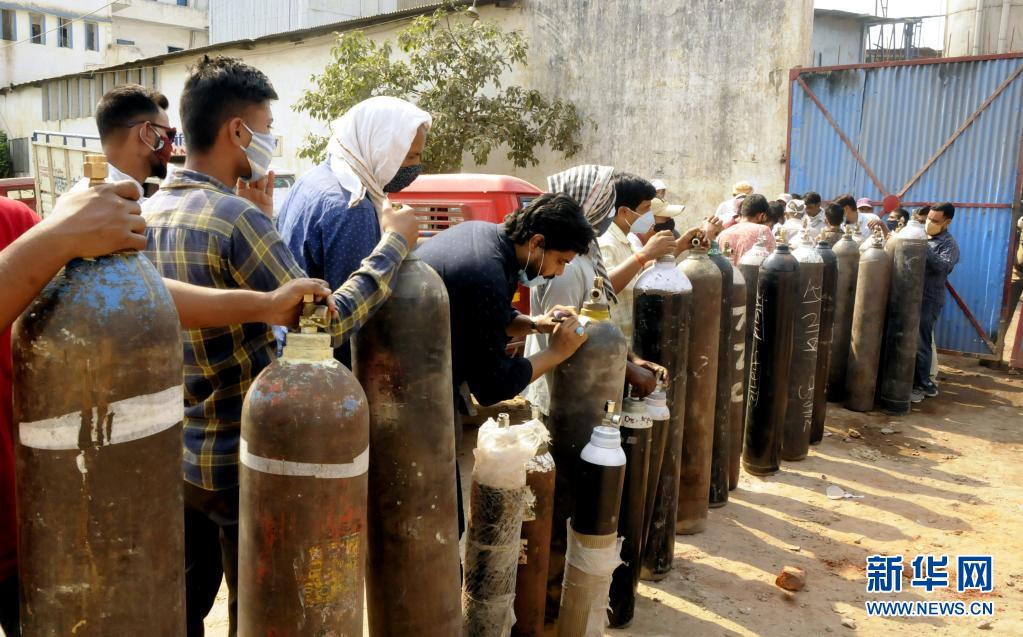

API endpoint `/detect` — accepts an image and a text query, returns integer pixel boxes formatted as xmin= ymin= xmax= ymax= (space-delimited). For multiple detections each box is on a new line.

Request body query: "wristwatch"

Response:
xmin=529 ymin=317 xmax=539 ymax=333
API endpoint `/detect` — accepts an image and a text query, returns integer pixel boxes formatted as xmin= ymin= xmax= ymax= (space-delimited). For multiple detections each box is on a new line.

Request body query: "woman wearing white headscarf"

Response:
xmin=276 ymin=96 xmax=431 ymax=362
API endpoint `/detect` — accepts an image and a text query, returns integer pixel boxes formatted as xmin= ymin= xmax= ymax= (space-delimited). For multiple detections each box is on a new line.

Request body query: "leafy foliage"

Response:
xmin=0 ymin=131 xmax=13 ymax=178
xmin=295 ymin=1 xmax=587 ymax=173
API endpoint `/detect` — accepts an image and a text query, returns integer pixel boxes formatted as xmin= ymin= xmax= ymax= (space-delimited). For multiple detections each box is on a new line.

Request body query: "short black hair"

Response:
xmin=767 ymin=200 xmax=786 ymax=225
xmin=825 ymin=203 xmax=844 ymax=226
xmin=892 ymin=207 xmax=910 ymax=224
xmin=740 ymin=193 xmax=769 ymax=218
xmin=95 ymin=85 xmax=169 ymax=142
xmin=180 ymin=55 xmax=278 ymax=153
xmin=834 ymin=194 xmax=856 ymax=209
xmin=613 ymin=172 xmax=657 ymax=211
xmin=916 ymin=205 xmax=931 ymax=218
xmin=804 ymin=191 xmax=821 ymax=205
xmin=931 ymin=201 xmax=955 ymax=220
xmin=504 ymin=193 xmax=595 ymax=254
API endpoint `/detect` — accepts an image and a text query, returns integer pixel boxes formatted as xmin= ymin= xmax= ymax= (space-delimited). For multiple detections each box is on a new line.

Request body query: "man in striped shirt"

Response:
xmin=142 ymin=55 xmax=418 ymax=636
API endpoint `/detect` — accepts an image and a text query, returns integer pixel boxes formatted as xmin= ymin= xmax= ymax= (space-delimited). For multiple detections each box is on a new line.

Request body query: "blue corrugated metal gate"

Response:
xmin=787 ymin=54 xmax=1023 ymax=358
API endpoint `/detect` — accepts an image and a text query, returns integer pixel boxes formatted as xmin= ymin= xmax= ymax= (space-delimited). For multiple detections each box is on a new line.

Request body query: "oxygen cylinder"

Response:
xmin=707 ymin=242 xmax=733 ymax=507
xmin=878 ymin=220 xmax=929 ymax=415
xmin=512 ymin=414 xmax=556 ymax=637
xmin=676 ymin=248 xmax=721 ymax=534
xmin=845 ymin=233 xmax=892 ymax=412
xmin=239 ymin=308 xmax=368 ymax=636
xmin=608 ymin=397 xmax=652 ymax=628
xmin=353 ymin=255 xmax=461 ymax=637
xmin=827 ymin=227 xmax=861 ymax=401
xmin=727 ymin=255 xmax=747 ymax=489
xmin=12 ymin=155 xmax=185 ymax=636
xmin=546 ymin=277 xmax=628 ymax=619
xmin=743 ymin=230 xmax=798 ymax=476
xmin=557 ymin=407 xmax=626 ymax=637
xmin=810 ymin=237 xmax=838 ymax=444
xmin=638 ymin=386 xmax=668 ymax=555
xmin=738 ymin=236 xmax=770 ymax=458
xmin=781 ymin=232 xmax=823 ymax=461
xmin=631 ymin=255 xmax=690 ymax=580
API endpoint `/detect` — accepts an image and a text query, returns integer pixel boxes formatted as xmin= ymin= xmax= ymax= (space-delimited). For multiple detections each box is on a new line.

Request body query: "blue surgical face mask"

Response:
xmin=630 ymin=210 xmax=655 ymax=235
xmin=518 ymin=245 xmax=546 ymax=288
xmin=241 ymin=122 xmax=275 ymax=182
xmin=384 ymin=164 xmax=422 ymax=193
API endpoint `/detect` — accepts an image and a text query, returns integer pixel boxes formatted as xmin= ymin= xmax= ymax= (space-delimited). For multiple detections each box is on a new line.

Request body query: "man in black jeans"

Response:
xmin=912 ymin=202 xmax=960 ymax=403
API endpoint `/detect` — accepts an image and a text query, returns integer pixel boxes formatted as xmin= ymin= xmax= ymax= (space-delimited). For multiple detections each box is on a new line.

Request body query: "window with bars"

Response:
xmin=1 ymin=9 xmax=15 ymax=41
xmin=30 ymin=13 xmax=44 ymax=44
xmin=58 ymin=17 xmax=72 ymax=48
xmin=85 ymin=21 xmax=98 ymax=51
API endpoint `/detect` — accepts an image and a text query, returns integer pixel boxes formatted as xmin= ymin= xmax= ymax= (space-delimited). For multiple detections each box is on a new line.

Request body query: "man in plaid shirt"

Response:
xmin=143 ymin=56 xmax=418 ymax=636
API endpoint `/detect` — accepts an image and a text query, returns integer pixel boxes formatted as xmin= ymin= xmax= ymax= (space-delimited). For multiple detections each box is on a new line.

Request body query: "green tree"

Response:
xmin=295 ymin=1 xmax=587 ymax=173
xmin=0 ymin=131 xmax=13 ymax=178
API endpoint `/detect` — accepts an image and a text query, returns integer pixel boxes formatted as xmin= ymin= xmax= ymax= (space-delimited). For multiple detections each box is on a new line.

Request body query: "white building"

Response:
xmin=0 ymin=1 xmax=209 ymax=87
xmin=945 ymin=0 xmax=1023 ymax=56
xmin=209 ymin=0 xmax=432 ymax=43
xmin=811 ymin=9 xmax=872 ymax=66
xmin=0 ymin=0 xmax=814 ymax=214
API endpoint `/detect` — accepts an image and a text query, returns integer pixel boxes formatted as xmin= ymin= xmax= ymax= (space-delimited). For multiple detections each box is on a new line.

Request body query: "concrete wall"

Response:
xmin=0 ymin=9 xmax=111 ymax=86
xmin=945 ymin=0 xmax=1023 ymax=55
xmin=811 ymin=14 xmax=865 ymax=66
xmin=3 ymin=0 xmax=815 ymax=216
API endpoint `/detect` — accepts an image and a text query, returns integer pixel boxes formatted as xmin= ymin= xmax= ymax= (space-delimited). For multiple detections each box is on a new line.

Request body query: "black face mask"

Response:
xmin=383 ymin=164 xmax=422 ymax=193
xmin=653 ymin=219 xmax=675 ymax=233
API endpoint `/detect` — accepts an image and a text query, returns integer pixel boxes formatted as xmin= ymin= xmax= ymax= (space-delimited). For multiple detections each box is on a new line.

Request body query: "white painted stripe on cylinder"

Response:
xmin=19 ymin=384 xmax=184 ymax=450
xmin=240 ymin=439 xmax=369 ymax=479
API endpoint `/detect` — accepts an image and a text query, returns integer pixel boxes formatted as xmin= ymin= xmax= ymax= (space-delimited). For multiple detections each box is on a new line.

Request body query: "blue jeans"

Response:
xmin=915 ymin=299 xmax=942 ymax=390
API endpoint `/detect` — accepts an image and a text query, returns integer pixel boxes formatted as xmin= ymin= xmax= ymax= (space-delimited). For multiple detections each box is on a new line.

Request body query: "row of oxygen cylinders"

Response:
xmin=8 ymin=161 xmax=930 ymax=635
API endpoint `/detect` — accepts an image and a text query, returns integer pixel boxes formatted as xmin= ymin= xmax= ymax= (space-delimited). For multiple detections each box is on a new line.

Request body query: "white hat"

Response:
xmin=651 ymin=179 xmax=667 ymax=192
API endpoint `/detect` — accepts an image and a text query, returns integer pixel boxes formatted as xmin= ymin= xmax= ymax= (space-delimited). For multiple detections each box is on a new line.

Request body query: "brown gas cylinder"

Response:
xmin=726 ymin=246 xmax=747 ymax=490
xmin=13 ymin=154 xmax=185 ymax=635
xmin=238 ymin=304 xmax=369 ymax=635
xmin=511 ymin=421 xmax=555 ymax=637
xmin=827 ymin=227 xmax=861 ymax=402
xmin=675 ymin=247 xmax=721 ymax=534
xmin=707 ymin=242 xmax=733 ymax=507
xmin=545 ymin=277 xmax=628 ymax=620
xmin=353 ymin=255 xmax=461 ymax=636
xmin=845 ymin=232 xmax=892 ymax=412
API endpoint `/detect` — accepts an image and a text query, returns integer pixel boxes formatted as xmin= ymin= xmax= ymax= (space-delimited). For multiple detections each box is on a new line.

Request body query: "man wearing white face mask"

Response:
xmin=912 ymin=202 xmax=959 ymax=403
xmin=276 ymin=95 xmax=430 ymax=364
xmin=142 ymin=56 xmax=420 ymax=636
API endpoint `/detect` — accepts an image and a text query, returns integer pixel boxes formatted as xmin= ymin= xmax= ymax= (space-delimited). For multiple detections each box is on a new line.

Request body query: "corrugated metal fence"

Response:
xmin=787 ymin=54 xmax=1023 ymax=358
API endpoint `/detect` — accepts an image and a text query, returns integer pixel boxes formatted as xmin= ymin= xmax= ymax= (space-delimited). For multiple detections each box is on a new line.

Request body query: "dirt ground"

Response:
xmin=205 ymin=354 xmax=1022 ymax=636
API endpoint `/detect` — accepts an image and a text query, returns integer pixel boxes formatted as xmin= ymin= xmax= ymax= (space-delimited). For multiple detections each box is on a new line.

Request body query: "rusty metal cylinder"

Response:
xmin=238 ymin=331 xmax=368 ymax=636
xmin=742 ymin=237 xmax=798 ymax=476
xmin=13 ymin=157 xmax=185 ymax=636
xmin=781 ymin=235 xmax=823 ymax=461
xmin=845 ymin=234 xmax=893 ymax=412
xmin=878 ymin=220 xmax=929 ymax=415
xmin=608 ymin=397 xmax=652 ymax=628
xmin=557 ymin=417 xmax=626 ymax=637
xmin=827 ymin=229 xmax=861 ymax=401
xmin=707 ymin=242 xmax=733 ymax=507
xmin=738 ymin=237 xmax=770 ymax=464
xmin=546 ymin=279 xmax=628 ymax=619
xmin=631 ymin=256 xmax=690 ymax=580
xmin=511 ymin=438 xmax=555 ymax=637
xmin=353 ymin=256 xmax=461 ymax=637
xmin=810 ymin=238 xmax=838 ymax=444
xmin=676 ymin=248 xmax=721 ymax=534
xmin=727 ymin=265 xmax=747 ymax=489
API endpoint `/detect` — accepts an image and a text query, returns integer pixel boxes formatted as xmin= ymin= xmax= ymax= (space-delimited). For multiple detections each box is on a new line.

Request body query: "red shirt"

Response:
xmin=0 ymin=197 xmax=40 ymax=580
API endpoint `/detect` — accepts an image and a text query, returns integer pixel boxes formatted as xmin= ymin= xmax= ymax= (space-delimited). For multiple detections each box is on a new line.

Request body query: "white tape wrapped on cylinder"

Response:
xmin=462 ymin=417 xmax=546 ymax=636
xmin=557 ymin=523 xmax=624 ymax=637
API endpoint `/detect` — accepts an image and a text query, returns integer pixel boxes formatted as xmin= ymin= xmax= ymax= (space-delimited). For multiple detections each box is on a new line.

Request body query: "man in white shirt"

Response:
xmin=67 ymin=85 xmax=176 ymax=203
xmin=803 ymin=191 xmax=826 ymax=236
xmin=715 ymin=180 xmax=753 ymax=225
xmin=835 ymin=194 xmax=883 ymax=243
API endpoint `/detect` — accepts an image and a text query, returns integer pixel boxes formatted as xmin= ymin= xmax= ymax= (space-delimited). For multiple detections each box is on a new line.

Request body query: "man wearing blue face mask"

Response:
xmin=142 ymin=56 xmax=420 ymax=636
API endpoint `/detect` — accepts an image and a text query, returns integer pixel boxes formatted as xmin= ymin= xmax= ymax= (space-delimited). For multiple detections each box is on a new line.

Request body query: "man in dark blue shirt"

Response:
xmin=416 ymin=193 xmax=593 ymax=414
xmin=913 ymin=202 xmax=960 ymax=403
